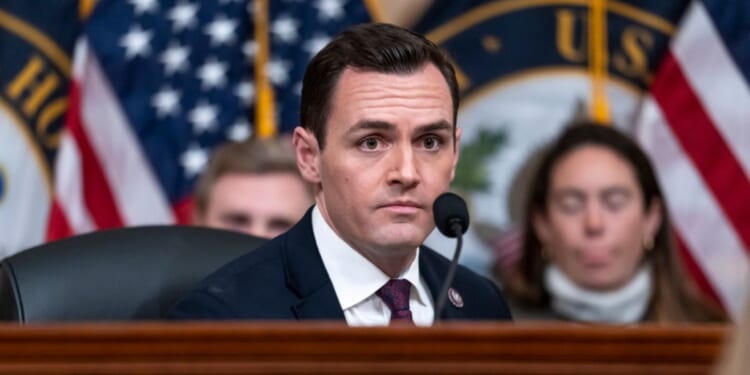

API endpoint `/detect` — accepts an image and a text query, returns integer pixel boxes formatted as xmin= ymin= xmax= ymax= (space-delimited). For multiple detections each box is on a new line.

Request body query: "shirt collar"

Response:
xmin=312 ymin=205 xmax=430 ymax=310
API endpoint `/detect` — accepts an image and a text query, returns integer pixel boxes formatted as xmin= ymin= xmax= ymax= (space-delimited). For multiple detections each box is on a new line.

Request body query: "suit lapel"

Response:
xmin=419 ymin=247 xmax=465 ymax=320
xmin=282 ymin=208 xmax=345 ymax=321
xmin=291 ymin=285 xmax=344 ymax=320
xmin=281 ymin=211 xmax=466 ymax=321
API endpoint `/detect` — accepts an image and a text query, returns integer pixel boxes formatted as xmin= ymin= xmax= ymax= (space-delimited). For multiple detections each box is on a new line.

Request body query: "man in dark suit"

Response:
xmin=168 ymin=23 xmax=512 ymax=325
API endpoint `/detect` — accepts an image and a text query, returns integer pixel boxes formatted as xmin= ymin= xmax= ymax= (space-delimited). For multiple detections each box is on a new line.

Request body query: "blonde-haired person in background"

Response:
xmin=193 ymin=136 xmax=313 ymax=239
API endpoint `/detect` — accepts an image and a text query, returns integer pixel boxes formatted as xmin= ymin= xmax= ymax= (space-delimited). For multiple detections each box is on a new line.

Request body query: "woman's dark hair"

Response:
xmin=499 ymin=121 xmax=725 ymax=322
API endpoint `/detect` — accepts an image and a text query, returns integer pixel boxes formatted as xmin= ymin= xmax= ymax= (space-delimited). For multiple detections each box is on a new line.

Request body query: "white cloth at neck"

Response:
xmin=544 ymin=264 xmax=653 ymax=323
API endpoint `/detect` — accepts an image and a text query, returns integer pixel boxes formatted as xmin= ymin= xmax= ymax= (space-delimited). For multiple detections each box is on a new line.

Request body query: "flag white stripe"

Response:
xmin=54 ymin=133 xmax=95 ymax=234
xmin=671 ymin=2 xmax=750 ymax=178
xmin=636 ymin=98 xmax=750 ymax=319
xmin=76 ymin=40 xmax=174 ymax=226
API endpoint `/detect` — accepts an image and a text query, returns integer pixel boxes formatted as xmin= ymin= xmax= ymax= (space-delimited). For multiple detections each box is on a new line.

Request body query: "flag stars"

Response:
xmin=129 ymin=0 xmax=158 ymax=14
xmin=160 ymin=43 xmax=190 ymax=75
xmin=272 ymin=15 xmax=299 ymax=43
xmin=151 ymin=87 xmax=181 ymax=117
xmin=205 ymin=15 xmax=237 ymax=46
xmin=189 ymin=102 xmax=219 ymax=133
xmin=180 ymin=144 xmax=209 ymax=177
xmin=168 ymin=2 xmax=198 ymax=31
xmin=315 ymin=0 xmax=344 ymax=21
xmin=227 ymin=118 xmax=252 ymax=141
xmin=120 ymin=25 xmax=153 ymax=59
xmin=197 ymin=58 xmax=228 ymax=89
xmin=242 ymin=40 xmax=257 ymax=58
xmin=235 ymin=81 xmax=255 ymax=105
xmin=266 ymin=59 xmax=292 ymax=86
xmin=303 ymin=34 xmax=330 ymax=56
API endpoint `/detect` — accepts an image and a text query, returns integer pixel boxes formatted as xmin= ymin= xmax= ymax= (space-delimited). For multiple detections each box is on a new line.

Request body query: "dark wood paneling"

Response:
xmin=0 ymin=322 xmax=727 ymax=374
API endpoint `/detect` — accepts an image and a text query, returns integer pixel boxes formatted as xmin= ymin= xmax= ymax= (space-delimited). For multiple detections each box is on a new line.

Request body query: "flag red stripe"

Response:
xmin=65 ymin=82 xmax=124 ymax=229
xmin=45 ymin=200 xmax=73 ymax=241
xmin=652 ymin=52 xmax=750 ymax=253
xmin=173 ymin=196 xmax=193 ymax=225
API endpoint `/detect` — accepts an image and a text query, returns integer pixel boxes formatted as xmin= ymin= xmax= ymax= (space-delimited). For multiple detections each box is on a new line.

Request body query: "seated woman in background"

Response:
xmin=497 ymin=122 xmax=725 ymax=323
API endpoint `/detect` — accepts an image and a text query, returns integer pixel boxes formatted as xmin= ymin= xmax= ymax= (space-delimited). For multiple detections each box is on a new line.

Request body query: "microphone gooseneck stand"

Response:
xmin=433 ymin=220 xmax=464 ymax=321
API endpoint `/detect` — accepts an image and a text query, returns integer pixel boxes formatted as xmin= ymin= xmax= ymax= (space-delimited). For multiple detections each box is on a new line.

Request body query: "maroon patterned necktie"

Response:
xmin=376 ymin=279 xmax=414 ymax=324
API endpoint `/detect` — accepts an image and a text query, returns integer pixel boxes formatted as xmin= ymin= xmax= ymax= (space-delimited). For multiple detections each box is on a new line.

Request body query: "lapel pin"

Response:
xmin=448 ymin=287 xmax=464 ymax=308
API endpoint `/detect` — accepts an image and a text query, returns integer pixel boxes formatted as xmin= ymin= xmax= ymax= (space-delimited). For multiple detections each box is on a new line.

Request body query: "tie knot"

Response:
xmin=376 ymin=279 xmax=412 ymax=315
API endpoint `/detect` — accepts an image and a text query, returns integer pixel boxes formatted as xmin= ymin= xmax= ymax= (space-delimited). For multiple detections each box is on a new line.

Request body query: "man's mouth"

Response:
xmin=380 ymin=201 xmax=422 ymax=214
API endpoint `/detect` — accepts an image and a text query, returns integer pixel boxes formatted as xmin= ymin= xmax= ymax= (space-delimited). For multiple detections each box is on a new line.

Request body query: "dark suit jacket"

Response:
xmin=167 ymin=209 xmax=512 ymax=321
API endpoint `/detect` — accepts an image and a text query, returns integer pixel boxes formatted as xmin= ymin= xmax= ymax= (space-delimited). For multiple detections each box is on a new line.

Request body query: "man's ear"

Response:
xmin=449 ymin=127 xmax=462 ymax=182
xmin=293 ymin=126 xmax=322 ymax=184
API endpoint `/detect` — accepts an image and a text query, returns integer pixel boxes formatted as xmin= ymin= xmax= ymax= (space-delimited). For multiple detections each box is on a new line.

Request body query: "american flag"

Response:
xmin=635 ymin=0 xmax=750 ymax=318
xmin=263 ymin=0 xmax=372 ymax=133
xmin=45 ymin=0 xmax=371 ymax=241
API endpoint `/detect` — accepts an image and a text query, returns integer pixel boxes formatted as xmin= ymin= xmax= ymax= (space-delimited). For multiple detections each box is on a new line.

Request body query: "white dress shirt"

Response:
xmin=312 ymin=206 xmax=435 ymax=326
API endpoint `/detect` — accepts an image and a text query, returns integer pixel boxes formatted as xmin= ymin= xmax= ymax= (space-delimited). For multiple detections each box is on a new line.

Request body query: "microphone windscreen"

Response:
xmin=432 ymin=192 xmax=469 ymax=238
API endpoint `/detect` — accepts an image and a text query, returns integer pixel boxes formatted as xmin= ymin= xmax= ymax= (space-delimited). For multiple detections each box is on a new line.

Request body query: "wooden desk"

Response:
xmin=0 ymin=322 xmax=727 ymax=374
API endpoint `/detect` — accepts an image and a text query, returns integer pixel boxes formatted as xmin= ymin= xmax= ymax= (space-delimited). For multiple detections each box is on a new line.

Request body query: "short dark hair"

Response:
xmin=500 ymin=122 xmax=725 ymax=322
xmin=300 ymin=22 xmax=459 ymax=149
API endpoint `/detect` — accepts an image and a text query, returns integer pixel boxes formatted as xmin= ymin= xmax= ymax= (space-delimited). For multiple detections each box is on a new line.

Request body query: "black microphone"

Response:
xmin=433 ymin=192 xmax=469 ymax=238
xmin=432 ymin=192 xmax=469 ymax=322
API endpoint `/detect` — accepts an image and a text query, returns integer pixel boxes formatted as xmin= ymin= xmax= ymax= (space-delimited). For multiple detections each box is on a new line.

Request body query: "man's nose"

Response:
xmin=387 ymin=145 xmax=420 ymax=188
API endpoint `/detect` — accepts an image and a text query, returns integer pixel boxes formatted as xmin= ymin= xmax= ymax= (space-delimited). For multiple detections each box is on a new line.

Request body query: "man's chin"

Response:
xmin=373 ymin=227 xmax=428 ymax=250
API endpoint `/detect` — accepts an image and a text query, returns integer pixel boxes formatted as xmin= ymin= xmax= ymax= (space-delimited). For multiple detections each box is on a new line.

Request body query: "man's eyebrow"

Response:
xmin=417 ymin=120 xmax=452 ymax=133
xmin=346 ymin=120 xmax=396 ymax=135
xmin=346 ymin=120 xmax=453 ymax=135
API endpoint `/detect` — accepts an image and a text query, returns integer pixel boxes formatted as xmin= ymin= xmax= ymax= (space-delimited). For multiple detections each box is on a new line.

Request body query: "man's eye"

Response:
xmin=360 ymin=137 xmax=380 ymax=150
xmin=422 ymin=136 xmax=442 ymax=150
